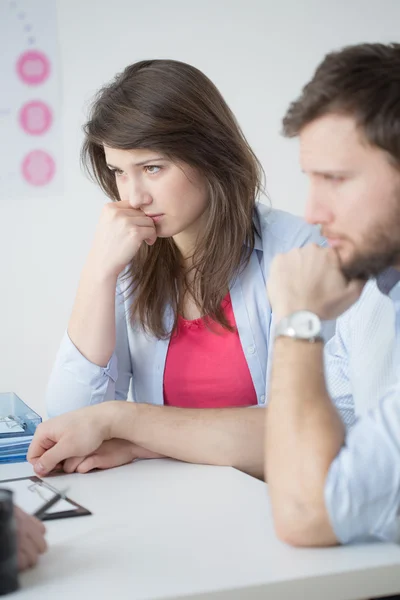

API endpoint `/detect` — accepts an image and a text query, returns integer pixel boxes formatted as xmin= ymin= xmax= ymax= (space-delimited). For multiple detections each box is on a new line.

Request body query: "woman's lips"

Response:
xmin=146 ymin=214 xmax=164 ymax=223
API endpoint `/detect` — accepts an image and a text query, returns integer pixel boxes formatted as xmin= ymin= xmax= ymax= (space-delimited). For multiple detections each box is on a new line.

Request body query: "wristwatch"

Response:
xmin=274 ymin=310 xmax=323 ymax=343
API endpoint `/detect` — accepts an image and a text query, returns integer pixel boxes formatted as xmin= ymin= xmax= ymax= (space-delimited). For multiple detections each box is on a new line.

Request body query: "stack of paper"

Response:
xmin=0 ymin=394 xmax=42 ymax=463
xmin=0 ymin=434 xmax=35 ymax=463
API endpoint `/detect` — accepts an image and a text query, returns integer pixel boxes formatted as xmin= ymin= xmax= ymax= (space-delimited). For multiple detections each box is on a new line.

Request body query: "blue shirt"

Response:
xmin=324 ymin=269 xmax=400 ymax=544
xmin=46 ymin=205 xmax=334 ymax=416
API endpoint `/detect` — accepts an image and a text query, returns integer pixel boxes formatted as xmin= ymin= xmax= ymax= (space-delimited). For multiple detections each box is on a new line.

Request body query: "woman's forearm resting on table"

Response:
xmin=266 ymin=338 xmax=345 ymax=546
xmin=108 ymin=402 xmax=266 ymax=478
xmin=28 ymin=402 xmax=265 ymax=478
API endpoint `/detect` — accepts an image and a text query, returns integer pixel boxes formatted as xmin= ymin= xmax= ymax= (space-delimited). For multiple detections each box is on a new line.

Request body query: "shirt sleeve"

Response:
xmin=324 ymin=310 xmax=356 ymax=428
xmin=324 ymin=386 xmax=400 ymax=544
xmin=46 ymin=284 xmax=132 ymax=417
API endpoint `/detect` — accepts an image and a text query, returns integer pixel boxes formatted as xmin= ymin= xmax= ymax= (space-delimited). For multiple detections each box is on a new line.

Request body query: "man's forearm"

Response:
xmin=266 ymin=339 xmax=345 ymax=546
xmin=109 ymin=403 xmax=266 ymax=478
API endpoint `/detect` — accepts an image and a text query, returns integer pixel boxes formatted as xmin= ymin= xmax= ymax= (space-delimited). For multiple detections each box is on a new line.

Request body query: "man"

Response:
xmin=266 ymin=42 xmax=400 ymax=547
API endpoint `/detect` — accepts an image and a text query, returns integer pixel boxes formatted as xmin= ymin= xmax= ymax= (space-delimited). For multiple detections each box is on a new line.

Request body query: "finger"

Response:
xmin=24 ymin=512 xmax=46 ymax=537
xmin=114 ymin=200 xmax=134 ymax=209
xmin=106 ymin=211 xmax=157 ymax=232
xmin=50 ymin=462 xmax=64 ymax=473
xmin=133 ymin=225 xmax=157 ymax=246
xmin=133 ymin=225 xmax=157 ymax=240
xmin=121 ymin=214 xmax=156 ymax=227
xmin=17 ymin=534 xmax=39 ymax=569
xmin=63 ymin=456 xmax=86 ymax=473
xmin=15 ymin=508 xmax=47 ymax=556
xmin=77 ymin=456 xmax=99 ymax=473
xmin=77 ymin=449 xmax=125 ymax=473
xmin=35 ymin=535 xmax=47 ymax=554
xmin=145 ymin=231 xmax=158 ymax=246
xmin=26 ymin=526 xmax=47 ymax=554
xmin=30 ymin=458 xmax=62 ymax=475
xmin=33 ymin=439 xmax=75 ymax=476
xmin=25 ymin=526 xmax=47 ymax=555
xmin=18 ymin=548 xmax=31 ymax=572
xmin=327 ymin=247 xmax=342 ymax=266
xmin=110 ymin=202 xmax=153 ymax=222
xmin=111 ymin=200 xmax=145 ymax=212
xmin=27 ymin=434 xmax=56 ymax=464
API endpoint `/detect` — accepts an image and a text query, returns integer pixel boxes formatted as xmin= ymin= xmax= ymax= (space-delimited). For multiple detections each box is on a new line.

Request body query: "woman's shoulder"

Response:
xmin=254 ymin=203 xmax=325 ymax=252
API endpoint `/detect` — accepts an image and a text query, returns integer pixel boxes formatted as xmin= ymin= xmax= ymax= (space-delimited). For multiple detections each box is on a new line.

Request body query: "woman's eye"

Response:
xmin=108 ymin=168 xmax=124 ymax=177
xmin=144 ymin=165 xmax=161 ymax=174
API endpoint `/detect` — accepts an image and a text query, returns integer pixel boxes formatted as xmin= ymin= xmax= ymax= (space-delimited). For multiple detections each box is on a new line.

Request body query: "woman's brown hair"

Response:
xmin=82 ymin=59 xmax=264 ymax=338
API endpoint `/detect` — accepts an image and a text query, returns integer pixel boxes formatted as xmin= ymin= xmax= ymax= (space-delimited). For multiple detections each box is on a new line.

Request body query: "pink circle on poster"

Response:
xmin=16 ymin=50 xmax=51 ymax=85
xmin=19 ymin=101 xmax=53 ymax=135
xmin=22 ymin=150 xmax=55 ymax=186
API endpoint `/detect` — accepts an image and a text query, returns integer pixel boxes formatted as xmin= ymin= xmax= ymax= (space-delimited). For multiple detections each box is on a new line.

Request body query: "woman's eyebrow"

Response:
xmin=106 ymin=157 xmax=165 ymax=170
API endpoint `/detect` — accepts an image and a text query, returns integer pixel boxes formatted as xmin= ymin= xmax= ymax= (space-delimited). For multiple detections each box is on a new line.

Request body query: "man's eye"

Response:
xmin=323 ymin=174 xmax=344 ymax=182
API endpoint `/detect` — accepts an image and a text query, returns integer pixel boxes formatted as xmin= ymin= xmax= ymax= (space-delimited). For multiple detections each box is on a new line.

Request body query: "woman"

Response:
xmin=44 ymin=59 xmax=330 ymax=479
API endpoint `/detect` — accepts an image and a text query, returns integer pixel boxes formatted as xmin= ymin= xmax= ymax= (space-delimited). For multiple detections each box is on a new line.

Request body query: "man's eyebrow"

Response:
xmin=302 ymin=169 xmax=353 ymax=175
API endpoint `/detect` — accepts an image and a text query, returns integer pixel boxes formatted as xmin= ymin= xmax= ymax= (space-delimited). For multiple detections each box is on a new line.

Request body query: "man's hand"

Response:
xmin=267 ymin=244 xmax=365 ymax=321
xmin=27 ymin=404 xmax=113 ymax=476
xmin=61 ymin=439 xmax=163 ymax=474
xmin=14 ymin=506 xmax=47 ymax=571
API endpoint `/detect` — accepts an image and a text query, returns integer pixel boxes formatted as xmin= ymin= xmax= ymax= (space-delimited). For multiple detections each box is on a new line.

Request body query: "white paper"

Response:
xmin=0 ymin=0 xmax=62 ymax=198
xmin=1 ymin=479 xmax=76 ymax=515
xmin=0 ymin=419 xmax=25 ymax=434
xmin=0 ymin=438 xmax=32 ymax=449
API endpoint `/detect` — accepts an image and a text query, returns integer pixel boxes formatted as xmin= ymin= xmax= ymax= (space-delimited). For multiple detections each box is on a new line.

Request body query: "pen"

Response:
xmin=33 ymin=487 xmax=69 ymax=520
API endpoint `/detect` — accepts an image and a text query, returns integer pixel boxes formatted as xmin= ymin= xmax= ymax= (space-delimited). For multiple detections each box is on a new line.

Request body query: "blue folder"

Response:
xmin=0 ymin=393 xmax=42 ymax=463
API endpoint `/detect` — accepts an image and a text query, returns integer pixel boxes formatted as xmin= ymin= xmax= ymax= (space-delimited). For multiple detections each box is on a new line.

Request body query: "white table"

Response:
xmin=1 ymin=459 xmax=400 ymax=600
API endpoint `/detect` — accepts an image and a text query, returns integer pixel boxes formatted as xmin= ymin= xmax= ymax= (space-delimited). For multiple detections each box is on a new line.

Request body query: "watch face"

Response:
xmin=289 ymin=311 xmax=321 ymax=339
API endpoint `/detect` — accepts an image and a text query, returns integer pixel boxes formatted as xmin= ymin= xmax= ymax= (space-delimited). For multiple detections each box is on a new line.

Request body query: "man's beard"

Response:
xmin=340 ymin=243 xmax=400 ymax=281
xmin=338 ymin=204 xmax=400 ymax=281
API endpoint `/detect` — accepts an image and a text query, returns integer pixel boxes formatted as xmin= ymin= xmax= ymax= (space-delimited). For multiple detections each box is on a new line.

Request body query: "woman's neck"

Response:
xmin=172 ymin=210 xmax=208 ymax=260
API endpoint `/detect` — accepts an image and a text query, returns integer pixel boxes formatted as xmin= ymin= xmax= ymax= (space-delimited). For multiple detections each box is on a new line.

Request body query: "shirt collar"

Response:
xmin=252 ymin=208 xmax=263 ymax=251
xmin=249 ymin=211 xmax=400 ymax=285
xmin=376 ymin=268 xmax=400 ymax=297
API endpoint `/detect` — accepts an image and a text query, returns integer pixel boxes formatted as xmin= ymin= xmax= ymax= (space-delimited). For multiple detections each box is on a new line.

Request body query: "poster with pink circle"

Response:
xmin=0 ymin=0 xmax=61 ymax=196
xmin=16 ymin=49 xmax=51 ymax=86
xmin=22 ymin=149 xmax=55 ymax=186
xmin=19 ymin=100 xmax=53 ymax=135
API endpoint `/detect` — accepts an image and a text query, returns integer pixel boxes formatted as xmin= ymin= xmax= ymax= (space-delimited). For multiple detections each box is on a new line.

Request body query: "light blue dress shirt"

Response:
xmin=46 ymin=204 xmax=334 ymax=417
xmin=324 ymin=269 xmax=400 ymax=544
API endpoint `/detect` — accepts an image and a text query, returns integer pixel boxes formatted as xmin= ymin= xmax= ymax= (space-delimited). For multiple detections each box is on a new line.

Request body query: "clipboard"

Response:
xmin=0 ymin=476 xmax=92 ymax=521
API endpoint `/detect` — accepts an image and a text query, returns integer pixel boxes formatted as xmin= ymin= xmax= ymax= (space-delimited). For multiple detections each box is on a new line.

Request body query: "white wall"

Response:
xmin=1 ymin=0 xmax=399 ymax=417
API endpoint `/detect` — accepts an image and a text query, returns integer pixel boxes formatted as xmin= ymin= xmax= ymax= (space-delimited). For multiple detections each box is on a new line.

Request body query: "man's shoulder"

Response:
xmin=255 ymin=204 xmax=324 ymax=252
xmin=350 ymin=279 xmax=392 ymax=314
xmin=336 ymin=278 xmax=395 ymax=340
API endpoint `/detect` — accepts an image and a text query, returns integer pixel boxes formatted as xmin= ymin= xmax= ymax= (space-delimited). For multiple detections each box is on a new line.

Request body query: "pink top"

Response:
xmin=163 ymin=294 xmax=257 ymax=408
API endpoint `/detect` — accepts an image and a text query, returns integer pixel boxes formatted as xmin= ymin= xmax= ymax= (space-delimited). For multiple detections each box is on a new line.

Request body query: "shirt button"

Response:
xmin=248 ymin=345 xmax=255 ymax=354
xmin=260 ymin=395 xmax=266 ymax=404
